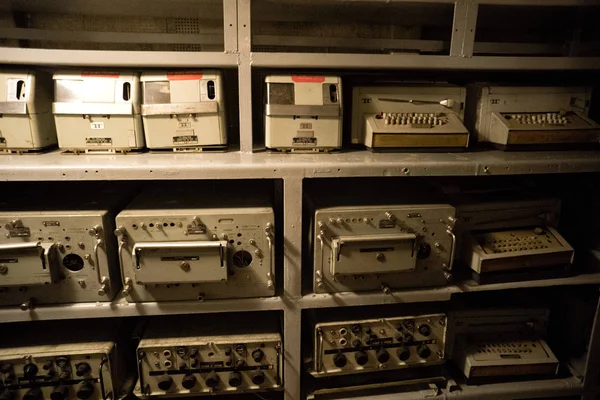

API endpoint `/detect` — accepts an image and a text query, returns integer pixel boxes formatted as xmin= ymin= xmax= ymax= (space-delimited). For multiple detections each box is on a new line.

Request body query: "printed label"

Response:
xmin=299 ymin=123 xmax=313 ymax=129
xmin=178 ymin=121 xmax=192 ymax=129
xmin=292 ymin=76 xmax=325 ymax=83
xmin=173 ymin=135 xmax=199 ymax=145
xmin=187 ymin=223 xmax=207 ymax=235
xmin=361 ymin=97 xmax=372 ymax=104
xmin=7 ymin=227 xmax=30 ymax=238
xmin=86 ymin=137 xmax=112 ymax=146
xmin=292 ymin=136 xmax=317 ymax=146
xmin=42 ymin=221 xmax=60 ymax=227
xmin=378 ymin=219 xmax=396 ymax=229
xmin=406 ymin=213 xmax=422 ymax=218
xmin=90 ymin=122 xmax=104 ymax=130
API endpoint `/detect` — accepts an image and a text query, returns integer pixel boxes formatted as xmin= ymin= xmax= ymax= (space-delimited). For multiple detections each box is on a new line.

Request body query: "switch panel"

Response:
xmin=312 ymin=314 xmax=447 ymax=377
xmin=313 ymin=205 xmax=456 ymax=293
xmin=0 ymin=211 xmax=118 ymax=308
xmin=116 ymin=207 xmax=275 ymax=301
xmin=0 ymin=341 xmax=121 ymax=400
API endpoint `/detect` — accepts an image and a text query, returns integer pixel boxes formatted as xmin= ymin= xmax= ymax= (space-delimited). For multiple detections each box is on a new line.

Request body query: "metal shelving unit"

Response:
xmin=1 ymin=1 xmax=600 ymax=400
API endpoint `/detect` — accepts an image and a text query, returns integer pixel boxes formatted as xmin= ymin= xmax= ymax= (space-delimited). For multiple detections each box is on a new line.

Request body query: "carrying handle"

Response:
xmin=93 ymin=239 xmax=110 ymax=295
xmin=265 ymin=223 xmax=274 ymax=290
xmin=315 ymin=234 xmax=325 ymax=289
xmin=114 ymin=227 xmax=132 ymax=296
xmin=378 ymin=97 xmax=455 ymax=108
xmin=446 ymin=229 xmax=456 ymax=272
xmin=315 ymin=328 xmax=324 ymax=373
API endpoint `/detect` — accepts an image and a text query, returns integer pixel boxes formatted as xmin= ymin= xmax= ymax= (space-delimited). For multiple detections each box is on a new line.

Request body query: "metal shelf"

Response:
xmin=251 ymin=53 xmax=600 ymax=70
xmin=0 ymin=48 xmax=239 ymax=68
xmin=447 ymin=376 xmax=584 ymax=399
xmin=0 ymin=150 xmax=599 ymax=181
xmin=457 ymin=272 xmax=600 ymax=292
xmin=0 ymin=296 xmax=283 ymax=324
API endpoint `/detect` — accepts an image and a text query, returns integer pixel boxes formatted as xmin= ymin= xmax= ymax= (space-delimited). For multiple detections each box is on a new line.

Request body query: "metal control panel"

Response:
xmin=0 ymin=342 xmax=121 ymax=400
xmin=115 ymin=207 xmax=275 ymax=301
xmin=312 ymin=314 xmax=447 ymax=377
xmin=140 ymin=70 xmax=227 ymax=152
xmin=0 ymin=211 xmax=118 ymax=309
xmin=52 ymin=71 xmax=144 ymax=154
xmin=265 ymin=75 xmax=342 ymax=152
xmin=465 ymin=85 xmax=599 ymax=148
xmin=313 ymin=205 xmax=456 ymax=294
xmin=0 ymin=70 xmax=57 ymax=153
xmin=135 ymin=334 xmax=282 ymax=396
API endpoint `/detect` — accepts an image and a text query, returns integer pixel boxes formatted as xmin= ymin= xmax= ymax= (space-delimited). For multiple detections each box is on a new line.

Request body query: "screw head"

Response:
xmin=180 ymin=262 xmax=190 ymax=271
xmin=0 ymin=265 xmax=7 ymax=275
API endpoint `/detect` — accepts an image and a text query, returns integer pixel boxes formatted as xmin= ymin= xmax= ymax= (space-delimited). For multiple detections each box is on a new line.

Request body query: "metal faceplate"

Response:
xmin=313 ymin=205 xmax=456 ymax=294
xmin=0 ymin=342 xmax=116 ymax=400
xmin=0 ymin=213 xmax=115 ymax=307
xmin=116 ymin=208 xmax=275 ymax=301
xmin=135 ymin=333 xmax=282 ymax=396
xmin=313 ymin=314 xmax=447 ymax=377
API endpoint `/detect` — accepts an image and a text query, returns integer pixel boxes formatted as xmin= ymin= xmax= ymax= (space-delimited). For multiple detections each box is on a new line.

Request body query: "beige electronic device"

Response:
xmin=466 ymin=85 xmax=600 ymax=149
xmin=313 ymin=205 xmax=456 ymax=294
xmin=135 ymin=316 xmax=282 ymax=397
xmin=351 ymin=85 xmax=468 ymax=150
xmin=449 ymin=309 xmax=559 ymax=382
xmin=0 ymin=70 xmax=57 ymax=153
xmin=140 ymin=71 xmax=226 ymax=152
xmin=0 ymin=204 xmax=121 ymax=309
xmin=53 ymin=71 xmax=144 ymax=153
xmin=265 ymin=75 xmax=342 ymax=152
xmin=456 ymin=198 xmax=574 ymax=283
xmin=312 ymin=314 xmax=447 ymax=377
xmin=0 ymin=321 xmax=131 ymax=400
xmin=115 ymin=192 xmax=275 ymax=302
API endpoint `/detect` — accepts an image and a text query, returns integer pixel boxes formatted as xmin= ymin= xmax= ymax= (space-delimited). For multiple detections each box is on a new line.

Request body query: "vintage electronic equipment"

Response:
xmin=312 ymin=205 xmax=456 ymax=294
xmin=52 ymin=71 xmax=144 ymax=153
xmin=115 ymin=191 xmax=275 ymax=302
xmin=134 ymin=315 xmax=282 ymax=397
xmin=311 ymin=314 xmax=447 ymax=377
xmin=466 ymin=85 xmax=600 ymax=149
xmin=0 ymin=196 xmax=122 ymax=309
xmin=0 ymin=70 xmax=57 ymax=153
xmin=351 ymin=85 xmax=469 ymax=150
xmin=456 ymin=198 xmax=574 ymax=284
xmin=140 ymin=71 xmax=226 ymax=152
xmin=449 ymin=308 xmax=559 ymax=383
xmin=265 ymin=75 xmax=342 ymax=152
xmin=0 ymin=320 xmax=132 ymax=400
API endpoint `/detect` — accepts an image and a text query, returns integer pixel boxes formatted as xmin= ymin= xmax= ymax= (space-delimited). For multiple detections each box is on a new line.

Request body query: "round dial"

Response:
xmin=232 ymin=250 xmax=253 ymax=268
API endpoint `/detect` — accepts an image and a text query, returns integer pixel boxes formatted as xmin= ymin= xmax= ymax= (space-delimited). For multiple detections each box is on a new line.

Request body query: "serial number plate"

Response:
xmin=293 ymin=136 xmax=317 ymax=146
xmin=86 ymin=137 xmax=112 ymax=146
xmin=173 ymin=135 xmax=199 ymax=145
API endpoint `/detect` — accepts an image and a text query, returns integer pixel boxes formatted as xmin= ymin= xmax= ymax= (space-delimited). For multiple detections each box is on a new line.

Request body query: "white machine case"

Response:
xmin=351 ymin=85 xmax=468 ymax=150
xmin=265 ymin=75 xmax=342 ymax=152
xmin=140 ymin=71 xmax=226 ymax=152
xmin=53 ymin=71 xmax=144 ymax=153
xmin=0 ymin=70 xmax=57 ymax=153
xmin=465 ymin=85 xmax=600 ymax=149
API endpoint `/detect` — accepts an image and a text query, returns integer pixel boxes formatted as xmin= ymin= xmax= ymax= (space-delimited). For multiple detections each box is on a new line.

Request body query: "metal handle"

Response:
xmin=266 ymin=234 xmax=274 ymax=290
xmin=0 ymin=242 xmax=42 ymax=252
xmin=315 ymin=329 xmax=324 ymax=373
xmin=446 ymin=229 xmax=456 ymax=271
xmin=117 ymin=239 xmax=133 ymax=296
xmin=42 ymin=243 xmax=56 ymax=271
xmin=316 ymin=234 xmax=325 ymax=288
xmin=132 ymin=241 xmax=227 ymax=269
xmin=94 ymin=239 xmax=109 ymax=288
xmin=378 ymin=97 xmax=455 ymax=108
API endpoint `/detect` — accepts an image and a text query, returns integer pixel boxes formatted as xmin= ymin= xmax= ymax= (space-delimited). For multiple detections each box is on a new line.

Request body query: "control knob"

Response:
xmin=76 ymin=381 xmax=94 ymax=400
xmin=251 ymin=349 xmax=264 ymax=363
xmin=23 ymin=388 xmax=42 ymax=400
xmin=76 ymin=362 xmax=91 ymax=377
xmin=228 ymin=371 xmax=242 ymax=387
xmin=251 ymin=370 xmax=265 ymax=385
xmin=397 ymin=347 xmax=411 ymax=361
xmin=417 ymin=345 xmax=431 ymax=359
xmin=354 ymin=351 xmax=368 ymax=366
xmin=205 ymin=371 xmax=220 ymax=388
xmin=50 ymin=385 xmax=69 ymax=400
xmin=181 ymin=374 xmax=196 ymax=390
xmin=376 ymin=349 xmax=390 ymax=363
xmin=333 ymin=353 xmax=347 ymax=368
xmin=23 ymin=364 xmax=39 ymax=379
xmin=418 ymin=324 xmax=431 ymax=337
xmin=156 ymin=375 xmax=173 ymax=391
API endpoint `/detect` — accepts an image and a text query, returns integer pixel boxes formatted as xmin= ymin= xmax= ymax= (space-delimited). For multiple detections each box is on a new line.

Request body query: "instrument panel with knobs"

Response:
xmin=0 ymin=210 xmax=118 ymax=309
xmin=0 ymin=342 xmax=120 ymax=400
xmin=135 ymin=334 xmax=282 ymax=396
xmin=313 ymin=205 xmax=456 ymax=294
xmin=312 ymin=314 xmax=447 ymax=377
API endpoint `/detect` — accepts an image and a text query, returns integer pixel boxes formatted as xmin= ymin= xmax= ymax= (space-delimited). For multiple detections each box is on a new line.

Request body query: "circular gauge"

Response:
xmin=62 ymin=254 xmax=84 ymax=271
xmin=232 ymin=250 xmax=253 ymax=268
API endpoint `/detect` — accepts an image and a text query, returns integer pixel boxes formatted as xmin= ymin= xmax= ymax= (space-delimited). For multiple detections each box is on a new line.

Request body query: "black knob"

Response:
xmin=23 ymin=364 xmax=39 ymax=379
xmin=251 ymin=349 xmax=264 ymax=363
xmin=59 ymin=371 xmax=70 ymax=380
xmin=205 ymin=372 xmax=220 ymax=388
xmin=251 ymin=370 xmax=265 ymax=385
xmin=189 ymin=348 xmax=199 ymax=358
xmin=50 ymin=385 xmax=69 ymax=400
xmin=76 ymin=381 xmax=94 ymax=400
xmin=23 ymin=388 xmax=42 ymax=400
xmin=418 ymin=324 xmax=431 ymax=337
xmin=354 ymin=351 xmax=368 ymax=366
xmin=417 ymin=242 xmax=431 ymax=259
xmin=156 ymin=375 xmax=173 ymax=391
xmin=228 ymin=371 xmax=242 ymax=387
xmin=0 ymin=390 xmax=14 ymax=400
xmin=417 ymin=345 xmax=431 ymax=359
xmin=397 ymin=347 xmax=411 ymax=361
xmin=333 ymin=353 xmax=347 ymax=368
xmin=42 ymin=361 xmax=53 ymax=371
xmin=181 ymin=374 xmax=196 ymax=390
xmin=76 ymin=363 xmax=91 ymax=377
xmin=55 ymin=358 xmax=69 ymax=369
xmin=0 ymin=364 xmax=12 ymax=374
xmin=376 ymin=349 xmax=390 ymax=363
